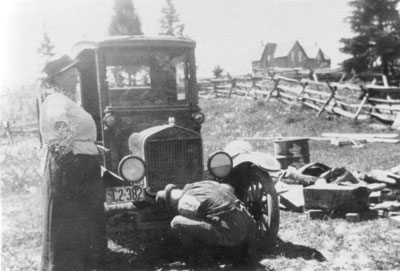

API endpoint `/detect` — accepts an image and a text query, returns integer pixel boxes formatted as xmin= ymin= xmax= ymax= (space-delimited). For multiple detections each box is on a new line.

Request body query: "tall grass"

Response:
xmin=0 ymin=137 xmax=42 ymax=197
xmin=1 ymin=193 xmax=43 ymax=271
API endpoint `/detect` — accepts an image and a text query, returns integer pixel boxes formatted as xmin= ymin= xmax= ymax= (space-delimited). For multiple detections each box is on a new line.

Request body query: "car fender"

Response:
xmin=231 ymin=152 xmax=281 ymax=172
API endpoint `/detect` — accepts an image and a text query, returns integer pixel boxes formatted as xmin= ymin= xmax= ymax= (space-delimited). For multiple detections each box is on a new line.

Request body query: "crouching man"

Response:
xmin=156 ymin=180 xmax=257 ymax=265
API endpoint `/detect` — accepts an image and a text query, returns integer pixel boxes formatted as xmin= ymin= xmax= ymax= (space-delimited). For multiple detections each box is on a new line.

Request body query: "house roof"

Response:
xmin=301 ymin=42 xmax=320 ymax=58
xmin=273 ymin=41 xmax=296 ymax=58
xmin=255 ymin=45 xmax=267 ymax=62
xmin=251 ymin=43 xmax=268 ymax=62
xmin=265 ymin=40 xmax=330 ymax=60
xmin=321 ymin=51 xmax=331 ymax=60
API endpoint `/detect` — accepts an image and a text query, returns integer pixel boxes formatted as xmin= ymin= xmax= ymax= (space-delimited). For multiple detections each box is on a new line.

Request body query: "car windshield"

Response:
xmin=105 ymin=47 xmax=189 ymax=107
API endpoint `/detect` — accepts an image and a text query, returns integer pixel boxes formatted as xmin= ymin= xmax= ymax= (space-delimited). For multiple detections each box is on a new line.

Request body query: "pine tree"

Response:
xmin=109 ymin=0 xmax=142 ymax=36
xmin=37 ymin=31 xmax=55 ymax=64
xmin=212 ymin=65 xmax=224 ymax=78
xmin=159 ymin=0 xmax=184 ymax=36
xmin=37 ymin=31 xmax=56 ymax=88
xmin=340 ymin=0 xmax=400 ymax=77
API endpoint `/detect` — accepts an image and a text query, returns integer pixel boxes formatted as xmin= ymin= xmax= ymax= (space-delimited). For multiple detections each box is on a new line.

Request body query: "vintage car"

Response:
xmin=63 ymin=36 xmax=280 ymax=249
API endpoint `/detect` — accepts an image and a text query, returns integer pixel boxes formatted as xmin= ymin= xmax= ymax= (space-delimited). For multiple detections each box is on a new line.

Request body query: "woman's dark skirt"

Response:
xmin=41 ymin=153 xmax=107 ymax=271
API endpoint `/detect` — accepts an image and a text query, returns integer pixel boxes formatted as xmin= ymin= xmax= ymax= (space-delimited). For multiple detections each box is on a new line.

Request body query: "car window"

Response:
xmin=105 ymin=48 xmax=189 ymax=107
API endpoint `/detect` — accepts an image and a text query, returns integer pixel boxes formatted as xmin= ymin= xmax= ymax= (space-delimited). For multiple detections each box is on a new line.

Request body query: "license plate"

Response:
xmin=105 ymin=185 xmax=145 ymax=205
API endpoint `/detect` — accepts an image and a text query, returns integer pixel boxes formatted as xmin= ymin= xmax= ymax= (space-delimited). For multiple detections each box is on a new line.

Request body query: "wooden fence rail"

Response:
xmin=198 ymin=71 xmax=400 ymax=123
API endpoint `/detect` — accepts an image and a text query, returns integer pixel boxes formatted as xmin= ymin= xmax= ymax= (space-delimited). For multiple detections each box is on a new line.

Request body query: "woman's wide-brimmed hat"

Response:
xmin=44 ymin=55 xmax=77 ymax=78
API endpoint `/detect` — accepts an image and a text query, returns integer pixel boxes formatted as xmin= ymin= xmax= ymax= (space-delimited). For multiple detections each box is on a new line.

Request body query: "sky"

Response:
xmin=0 ymin=0 xmax=355 ymax=89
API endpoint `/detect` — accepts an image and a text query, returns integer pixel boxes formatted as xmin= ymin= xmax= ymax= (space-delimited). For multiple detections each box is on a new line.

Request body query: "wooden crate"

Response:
xmin=389 ymin=216 xmax=400 ymax=228
xmin=303 ymin=184 xmax=369 ymax=212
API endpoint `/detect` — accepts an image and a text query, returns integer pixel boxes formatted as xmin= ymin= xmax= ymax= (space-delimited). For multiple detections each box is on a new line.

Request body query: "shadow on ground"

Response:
xmin=260 ymin=237 xmax=327 ymax=262
xmin=98 ymin=236 xmax=326 ymax=270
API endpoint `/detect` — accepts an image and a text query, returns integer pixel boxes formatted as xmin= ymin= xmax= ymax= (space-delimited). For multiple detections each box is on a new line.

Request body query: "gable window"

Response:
xmin=298 ymin=52 xmax=302 ymax=62
xmin=290 ymin=51 xmax=295 ymax=62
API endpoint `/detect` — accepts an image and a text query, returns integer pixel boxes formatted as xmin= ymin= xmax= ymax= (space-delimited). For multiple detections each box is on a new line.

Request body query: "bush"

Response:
xmin=212 ymin=65 xmax=224 ymax=78
xmin=0 ymin=138 xmax=42 ymax=196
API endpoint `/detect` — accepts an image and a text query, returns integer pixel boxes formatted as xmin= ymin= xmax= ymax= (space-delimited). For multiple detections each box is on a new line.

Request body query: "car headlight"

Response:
xmin=103 ymin=113 xmax=116 ymax=128
xmin=192 ymin=112 xmax=205 ymax=124
xmin=207 ymin=151 xmax=232 ymax=178
xmin=118 ymin=155 xmax=146 ymax=182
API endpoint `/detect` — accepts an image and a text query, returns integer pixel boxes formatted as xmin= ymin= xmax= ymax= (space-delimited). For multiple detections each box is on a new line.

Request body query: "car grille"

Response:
xmin=145 ymin=138 xmax=203 ymax=192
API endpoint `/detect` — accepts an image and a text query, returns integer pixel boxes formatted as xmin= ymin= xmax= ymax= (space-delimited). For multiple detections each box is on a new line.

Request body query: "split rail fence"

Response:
xmin=198 ymin=70 xmax=400 ymax=123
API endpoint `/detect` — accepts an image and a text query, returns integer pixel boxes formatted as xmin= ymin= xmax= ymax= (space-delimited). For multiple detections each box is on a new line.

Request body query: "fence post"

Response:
xmin=317 ymin=81 xmax=337 ymax=117
xmin=266 ymin=77 xmax=281 ymax=102
xmin=228 ymin=78 xmax=236 ymax=98
xmin=265 ymin=71 xmax=280 ymax=102
xmin=295 ymin=81 xmax=309 ymax=101
xmin=36 ymin=97 xmax=43 ymax=147
xmin=3 ymin=120 xmax=13 ymax=145
xmin=208 ymin=80 xmax=218 ymax=99
xmin=354 ymin=86 xmax=369 ymax=120
xmin=246 ymin=76 xmax=261 ymax=98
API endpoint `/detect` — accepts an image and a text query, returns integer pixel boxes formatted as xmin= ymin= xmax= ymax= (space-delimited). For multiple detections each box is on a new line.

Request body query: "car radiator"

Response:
xmin=145 ymin=137 xmax=203 ymax=192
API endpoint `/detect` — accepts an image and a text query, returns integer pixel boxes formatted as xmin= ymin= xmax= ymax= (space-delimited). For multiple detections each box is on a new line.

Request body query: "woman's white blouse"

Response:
xmin=40 ymin=93 xmax=99 ymax=157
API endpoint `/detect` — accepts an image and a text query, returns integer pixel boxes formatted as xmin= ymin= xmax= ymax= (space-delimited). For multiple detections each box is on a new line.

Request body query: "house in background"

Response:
xmin=252 ymin=40 xmax=331 ymax=71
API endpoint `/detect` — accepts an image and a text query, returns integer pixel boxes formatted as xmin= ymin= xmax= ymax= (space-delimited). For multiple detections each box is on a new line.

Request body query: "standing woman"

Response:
xmin=39 ymin=55 xmax=107 ymax=271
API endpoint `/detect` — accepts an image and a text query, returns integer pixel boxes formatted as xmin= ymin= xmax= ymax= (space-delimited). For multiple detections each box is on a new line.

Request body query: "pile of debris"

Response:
xmin=274 ymin=162 xmax=400 ymax=226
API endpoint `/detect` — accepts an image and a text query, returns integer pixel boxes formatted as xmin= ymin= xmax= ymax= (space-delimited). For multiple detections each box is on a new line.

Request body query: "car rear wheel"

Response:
xmin=237 ymin=166 xmax=280 ymax=241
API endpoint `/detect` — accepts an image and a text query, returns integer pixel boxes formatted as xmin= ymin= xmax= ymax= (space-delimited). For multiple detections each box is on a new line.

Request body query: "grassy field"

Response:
xmin=1 ymin=97 xmax=400 ymax=270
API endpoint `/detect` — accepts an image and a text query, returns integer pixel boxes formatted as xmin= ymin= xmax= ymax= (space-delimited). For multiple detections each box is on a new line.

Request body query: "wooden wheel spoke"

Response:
xmin=246 ymin=189 xmax=254 ymax=201
xmin=260 ymin=215 xmax=270 ymax=230
xmin=250 ymin=182 xmax=256 ymax=196
xmin=260 ymin=199 xmax=268 ymax=208
xmin=256 ymin=182 xmax=264 ymax=199
xmin=251 ymin=181 xmax=264 ymax=201
xmin=243 ymin=194 xmax=251 ymax=204
xmin=238 ymin=168 xmax=279 ymax=240
xmin=256 ymin=220 xmax=265 ymax=237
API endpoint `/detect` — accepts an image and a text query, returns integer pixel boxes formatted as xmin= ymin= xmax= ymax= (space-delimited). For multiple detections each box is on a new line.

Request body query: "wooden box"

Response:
xmin=303 ymin=184 xmax=369 ymax=212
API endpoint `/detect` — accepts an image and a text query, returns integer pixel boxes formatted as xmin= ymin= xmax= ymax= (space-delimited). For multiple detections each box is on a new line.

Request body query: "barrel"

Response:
xmin=273 ymin=137 xmax=310 ymax=169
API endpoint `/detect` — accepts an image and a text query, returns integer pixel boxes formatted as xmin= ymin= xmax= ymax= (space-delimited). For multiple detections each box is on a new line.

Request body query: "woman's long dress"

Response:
xmin=40 ymin=93 xmax=106 ymax=271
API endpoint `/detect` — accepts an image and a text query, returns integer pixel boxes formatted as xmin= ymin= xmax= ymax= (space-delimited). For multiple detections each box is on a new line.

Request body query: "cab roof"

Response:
xmin=72 ymin=35 xmax=196 ymax=58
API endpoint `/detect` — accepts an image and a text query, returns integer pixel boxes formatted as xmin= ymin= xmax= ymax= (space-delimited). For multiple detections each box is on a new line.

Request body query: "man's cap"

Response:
xmin=155 ymin=184 xmax=177 ymax=207
xmin=44 ymin=55 xmax=77 ymax=77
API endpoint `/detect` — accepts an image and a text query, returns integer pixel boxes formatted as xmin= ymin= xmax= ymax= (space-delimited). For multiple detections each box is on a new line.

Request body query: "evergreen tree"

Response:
xmin=212 ymin=65 xmax=224 ymax=78
xmin=37 ymin=31 xmax=55 ymax=64
xmin=37 ymin=31 xmax=56 ymax=88
xmin=159 ymin=0 xmax=184 ymax=36
xmin=109 ymin=0 xmax=142 ymax=36
xmin=340 ymin=0 xmax=400 ymax=78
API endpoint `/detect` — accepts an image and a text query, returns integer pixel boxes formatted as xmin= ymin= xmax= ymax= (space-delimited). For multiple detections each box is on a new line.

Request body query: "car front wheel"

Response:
xmin=236 ymin=166 xmax=280 ymax=241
